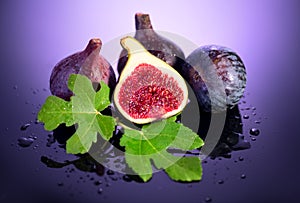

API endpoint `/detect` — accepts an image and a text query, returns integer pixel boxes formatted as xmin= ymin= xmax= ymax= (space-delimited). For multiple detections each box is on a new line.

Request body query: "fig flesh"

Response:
xmin=114 ymin=36 xmax=188 ymax=124
xmin=50 ymin=38 xmax=116 ymax=101
xmin=117 ymin=13 xmax=185 ymax=76
xmin=181 ymin=45 xmax=246 ymax=112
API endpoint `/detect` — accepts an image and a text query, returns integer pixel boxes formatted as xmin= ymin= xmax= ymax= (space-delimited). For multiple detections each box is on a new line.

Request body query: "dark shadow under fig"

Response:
xmin=201 ymin=105 xmax=251 ymax=159
xmin=42 ymin=105 xmax=250 ymax=183
xmin=41 ymin=153 xmax=105 ymax=176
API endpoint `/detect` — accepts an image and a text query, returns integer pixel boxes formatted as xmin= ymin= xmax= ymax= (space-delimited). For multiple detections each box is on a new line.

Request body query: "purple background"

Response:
xmin=0 ymin=0 xmax=299 ymax=203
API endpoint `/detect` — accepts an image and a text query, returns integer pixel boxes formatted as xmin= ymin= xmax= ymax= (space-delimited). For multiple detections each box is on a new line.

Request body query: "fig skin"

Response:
xmin=50 ymin=38 xmax=116 ymax=101
xmin=180 ymin=45 xmax=246 ymax=112
xmin=117 ymin=13 xmax=185 ymax=77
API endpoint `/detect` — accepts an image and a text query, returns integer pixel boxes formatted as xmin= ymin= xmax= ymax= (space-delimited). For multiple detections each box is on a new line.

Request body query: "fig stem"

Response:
xmin=85 ymin=38 xmax=102 ymax=55
xmin=135 ymin=13 xmax=153 ymax=30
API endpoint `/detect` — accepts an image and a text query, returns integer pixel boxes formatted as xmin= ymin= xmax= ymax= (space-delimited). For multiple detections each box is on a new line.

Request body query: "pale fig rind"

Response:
xmin=114 ymin=36 xmax=188 ymax=124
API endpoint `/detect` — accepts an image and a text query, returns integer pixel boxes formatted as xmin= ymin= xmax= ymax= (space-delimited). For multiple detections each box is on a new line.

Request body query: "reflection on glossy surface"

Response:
xmin=40 ymin=104 xmax=252 ymax=182
xmin=208 ymin=106 xmax=251 ymax=159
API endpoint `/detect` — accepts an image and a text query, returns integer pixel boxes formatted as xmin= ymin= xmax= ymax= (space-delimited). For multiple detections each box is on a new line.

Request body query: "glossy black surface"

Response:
xmin=0 ymin=1 xmax=299 ymax=203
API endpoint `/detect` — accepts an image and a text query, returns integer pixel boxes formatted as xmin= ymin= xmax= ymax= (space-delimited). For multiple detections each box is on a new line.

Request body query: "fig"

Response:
xmin=114 ymin=36 xmax=188 ymax=124
xmin=181 ymin=45 xmax=246 ymax=112
xmin=50 ymin=38 xmax=116 ymax=101
xmin=117 ymin=13 xmax=185 ymax=76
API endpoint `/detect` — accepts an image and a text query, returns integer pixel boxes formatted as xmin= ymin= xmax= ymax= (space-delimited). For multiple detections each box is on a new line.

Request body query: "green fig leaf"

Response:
xmin=120 ymin=117 xmax=204 ymax=182
xmin=38 ymin=74 xmax=116 ymax=154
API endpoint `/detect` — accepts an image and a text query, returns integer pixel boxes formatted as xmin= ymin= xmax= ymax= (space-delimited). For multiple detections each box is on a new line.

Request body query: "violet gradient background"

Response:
xmin=0 ymin=0 xmax=300 ymax=203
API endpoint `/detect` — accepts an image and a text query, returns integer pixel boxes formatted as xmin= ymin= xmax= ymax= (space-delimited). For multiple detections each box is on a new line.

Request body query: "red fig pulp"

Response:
xmin=50 ymin=38 xmax=116 ymax=100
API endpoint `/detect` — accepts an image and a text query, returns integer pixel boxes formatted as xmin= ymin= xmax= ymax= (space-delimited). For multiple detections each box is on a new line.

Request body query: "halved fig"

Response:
xmin=114 ymin=36 xmax=188 ymax=124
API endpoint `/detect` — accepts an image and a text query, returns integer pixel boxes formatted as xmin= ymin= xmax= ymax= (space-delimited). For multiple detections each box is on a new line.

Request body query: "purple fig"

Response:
xmin=180 ymin=45 xmax=246 ymax=112
xmin=117 ymin=13 xmax=185 ymax=76
xmin=50 ymin=38 xmax=116 ymax=100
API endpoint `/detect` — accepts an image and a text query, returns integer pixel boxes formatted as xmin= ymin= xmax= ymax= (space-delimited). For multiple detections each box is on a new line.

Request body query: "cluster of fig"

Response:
xmin=49 ymin=12 xmax=246 ymax=126
xmin=115 ymin=13 xmax=246 ymax=118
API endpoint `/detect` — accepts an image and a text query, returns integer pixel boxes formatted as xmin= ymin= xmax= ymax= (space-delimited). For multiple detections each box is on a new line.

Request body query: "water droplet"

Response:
xmin=94 ymin=180 xmax=102 ymax=186
xmin=249 ymin=128 xmax=260 ymax=136
xmin=241 ymin=174 xmax=246 ymax=179
xmin=106 ymin=170 xmax=114 ymax=175
xmin=205 ymin=197 xmax=212 ymax=202
xmin=97 ymin=188 xmax=103 ymax=194
xmin=13 ymin=85 xmax=18 ymax=90
xmin=251 ymin=137 xmax=256 ymax=141
xmin=114 ymin=164 xmax=121 ymax=169
xmin=252 ymin=107 xmax=256 ymax=110
xmin=122 ymin=175 xmax=132 ymax=182
xmin=110 ymin=176 xmax=118 ymax=181
xmin=254 ymin=120 xmax=261 ymax=124
xmin=57 ymin=182 xmax=64 ymax=186
xmin=243 ymin=115 xmax=249 ymax=119
xmin=17 ymin=137 xmax=34 ymax=147
xmin=20 ymin=123 xmax=30 ymax=131
xmin=46 ymin=133 xmax=55 ymax=147
xmin=218 ymin=179 xmax=224 ymax=184
xmin=238 ymin=156 xmax=244 ymax=161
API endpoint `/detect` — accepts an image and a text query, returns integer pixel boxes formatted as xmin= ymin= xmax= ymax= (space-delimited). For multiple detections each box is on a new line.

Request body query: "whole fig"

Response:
xmin=50 ymin=38 xmax=116 ymax=100
xmin=181 ymin=45 xmax=246 ymax=112
xmin=117 ymin=13 xmax=185 ymax=76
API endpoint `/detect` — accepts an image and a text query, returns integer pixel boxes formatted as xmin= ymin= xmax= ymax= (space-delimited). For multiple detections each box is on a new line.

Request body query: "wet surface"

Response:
xmin=1 ymin=1 xmax=300 ymax=203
